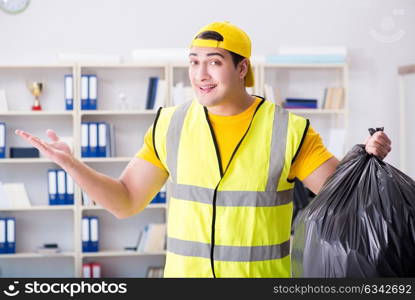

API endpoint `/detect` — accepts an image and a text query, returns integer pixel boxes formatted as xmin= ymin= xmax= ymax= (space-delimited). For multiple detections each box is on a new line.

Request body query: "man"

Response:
xmin=16 ymin=21 xmax=391 ymax=278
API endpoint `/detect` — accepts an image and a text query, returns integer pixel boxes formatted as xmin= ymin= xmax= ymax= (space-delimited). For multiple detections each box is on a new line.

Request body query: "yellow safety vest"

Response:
xmin=152 ymin=97 xmax=308 ymax=277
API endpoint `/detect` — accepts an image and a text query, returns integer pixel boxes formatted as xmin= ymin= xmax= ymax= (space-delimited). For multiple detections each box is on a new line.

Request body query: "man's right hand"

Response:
xmin=15 ymin=129 xmax=73 ymax=167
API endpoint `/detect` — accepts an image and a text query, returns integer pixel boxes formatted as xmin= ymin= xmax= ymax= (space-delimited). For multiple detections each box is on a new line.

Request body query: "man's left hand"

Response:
xmin=364 ymin=131 xmax=392 ymax=160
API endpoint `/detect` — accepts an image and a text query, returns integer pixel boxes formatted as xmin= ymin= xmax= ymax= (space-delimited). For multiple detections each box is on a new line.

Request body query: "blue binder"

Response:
xmin=82 ymin=217 xmax=90 ymax=252
xmin=97 ymin=122 xmax=107 ymax=157
xmin=81 ymin=122 xmax=89 ymax=157
xmin=65 ymin=172 xmax=74 ymax=205
xmin=88 ymin=75 xmax=97 ymax=110
xmin=57 ymin=169 xmax=66 ymax=205
xmin=89 ymin=123 xmax=98 ymax=157
xmin=82 ymin=216 xmax=99 ymax=252
xmin=64 ymin=74 xmax=73 ymax=110
xmin=6 ymin=218 xmax=15 ymax=253
xmin=81 ymin=75 xmax=89 ymax=110
xmin=0 ymin=122 xmax=5 ymax=159
xmin=0 ymin=218 xmax=6 ymax=254
xmin=48 ymin=169 xmax=58 ymax=205
xmin=89 ymin=216 xmax=99 ymax=252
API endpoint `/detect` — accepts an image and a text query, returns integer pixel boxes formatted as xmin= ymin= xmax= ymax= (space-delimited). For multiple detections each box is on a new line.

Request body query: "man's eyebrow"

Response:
xmin=188 ymin=52 xmax=225 ymax=58
xmin=206 ymin=52 xmax=225 ymax=58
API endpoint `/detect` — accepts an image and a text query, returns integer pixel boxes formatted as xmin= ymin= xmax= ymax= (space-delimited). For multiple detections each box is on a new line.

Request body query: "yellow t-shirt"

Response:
xmin=135 ymin=98 xmax=333 ymax=181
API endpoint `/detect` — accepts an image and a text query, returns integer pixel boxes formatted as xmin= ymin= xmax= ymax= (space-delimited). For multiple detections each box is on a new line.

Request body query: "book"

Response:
xmin=0 ymin=182 xmax=31 ymax=208
xmin=264 ymin=84 xmax=276 ymax=104
xmin=284 ymin=98 xmax=318 ymax=109
xmin=323 ymin=87 xmax=344 ymax=109
xmin=153 ymin=79 xmax=167 ymax=109
xmin=145 ymin=77 xmax=159 ymax=109
xmin=137 ymin=223 xmax=166 ymax=253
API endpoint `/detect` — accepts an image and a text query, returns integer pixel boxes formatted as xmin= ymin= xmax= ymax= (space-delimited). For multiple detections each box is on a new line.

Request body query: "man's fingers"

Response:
xmin=46 ymin=129 xmax=60 ymax=142
xmin=366 ymin=144 xmax=388 ymax=159
xmin=15 ymin=129 xmax=32 ymax=140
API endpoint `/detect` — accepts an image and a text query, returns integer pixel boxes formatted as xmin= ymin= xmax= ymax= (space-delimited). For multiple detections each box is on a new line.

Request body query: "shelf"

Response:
xmin=0 ymin=64 xmax=74 ymax=69
xmin=0 ymin=251 xmax=75 ymax=259
xmin=0 ymin=111 xmax=74 ymax=116
xmin=0 ymin=205 xmax=75 ymax=212
xmin=286 ymin=109 xmax=345 ymax=114
xmin=0 ymin=158 xmax=54 ymax=164
xmin=81 ymin=157 xmax=132 ymax=163
xmin=81 ymin=250 xmax=166 ymax=258
xmin=80 ymin=63 xmax=167 ymax=68
xmin=81 ymin=204 xmax=167 ymax=211
xmin=264 ymin=63 xmax=347 ymax=69
xmin=80 ymin=110 xmax=158 ymax=116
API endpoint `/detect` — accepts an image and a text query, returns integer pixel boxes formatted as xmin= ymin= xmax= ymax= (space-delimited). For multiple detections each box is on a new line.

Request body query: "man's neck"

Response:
xmin=206 ymin=92 xmax=255 ymax=116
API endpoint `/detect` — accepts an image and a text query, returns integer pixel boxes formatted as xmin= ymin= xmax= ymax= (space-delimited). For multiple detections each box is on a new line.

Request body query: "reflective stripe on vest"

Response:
xmin=154 ymin=98 xmax=307 ymax=277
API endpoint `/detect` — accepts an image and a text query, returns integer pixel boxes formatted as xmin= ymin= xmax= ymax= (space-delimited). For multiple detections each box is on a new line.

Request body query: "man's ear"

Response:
xmin=237 ymin=59 xmax=249 ymax=80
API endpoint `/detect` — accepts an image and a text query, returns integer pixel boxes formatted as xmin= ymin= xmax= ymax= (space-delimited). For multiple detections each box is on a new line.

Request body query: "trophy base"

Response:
xmin=32 ymin=105 xmax=42 ymax=111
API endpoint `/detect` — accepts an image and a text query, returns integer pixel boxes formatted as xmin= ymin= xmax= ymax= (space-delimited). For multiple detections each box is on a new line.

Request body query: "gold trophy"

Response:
xmin=27 ymin=82 xmax=43 ymax=111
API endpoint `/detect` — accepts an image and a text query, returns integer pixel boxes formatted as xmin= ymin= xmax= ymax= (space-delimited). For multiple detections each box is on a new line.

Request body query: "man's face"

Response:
xmin=188 ymin=46 xmax=244 ymax=107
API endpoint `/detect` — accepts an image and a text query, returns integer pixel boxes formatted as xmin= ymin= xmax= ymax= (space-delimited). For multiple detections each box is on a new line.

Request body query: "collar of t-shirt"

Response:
xmin=207 ymin=96 xmax=262 ymax=126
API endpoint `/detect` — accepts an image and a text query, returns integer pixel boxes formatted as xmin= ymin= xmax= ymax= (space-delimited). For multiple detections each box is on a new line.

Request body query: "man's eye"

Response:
xmin=189 ymin=61 xmax=198 ymax=65
xmin=210 ymin=61 xmax=220 ymax=65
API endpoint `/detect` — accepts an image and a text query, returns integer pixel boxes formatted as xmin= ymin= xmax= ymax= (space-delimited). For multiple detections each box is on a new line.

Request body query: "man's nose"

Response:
xmin=196 ymin=63 xmax=210 ymax=81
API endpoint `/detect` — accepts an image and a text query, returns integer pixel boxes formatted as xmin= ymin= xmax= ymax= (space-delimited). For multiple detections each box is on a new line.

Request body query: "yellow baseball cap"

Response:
xmin=190 ymin=21 xmax=254 ymax=87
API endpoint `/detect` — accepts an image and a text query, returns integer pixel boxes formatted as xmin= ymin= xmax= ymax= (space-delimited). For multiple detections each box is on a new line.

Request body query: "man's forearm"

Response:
xmin=63 ymin=157 xmax=133 ymax=218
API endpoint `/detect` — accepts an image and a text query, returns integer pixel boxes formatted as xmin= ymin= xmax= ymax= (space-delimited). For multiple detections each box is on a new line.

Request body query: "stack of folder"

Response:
xmin=48 ymin=169 xmax=74 ymax=205
xmin=0 ymin=218 xmax=15 ymax=254
xmin=83 ymin=263 xmax=101 ymax=278
xmin=81 ymin=74 xmax=98 ymax=110
xmin=82 ymin=216 xmax=99 ymax=252
xmin=81 ymin=122 xmax=114 ymax=157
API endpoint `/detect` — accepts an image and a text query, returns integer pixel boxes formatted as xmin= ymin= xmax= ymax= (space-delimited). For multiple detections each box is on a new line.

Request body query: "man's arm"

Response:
xmin=15 ymin=129 xmax=168 ymax=219
xmin=302 ymin=131 xmax=392 ymax=195
xmin=302 ymin=157 xmax=339 ymax=195
xmin=118 ymin=157 xmax=168 ymax=217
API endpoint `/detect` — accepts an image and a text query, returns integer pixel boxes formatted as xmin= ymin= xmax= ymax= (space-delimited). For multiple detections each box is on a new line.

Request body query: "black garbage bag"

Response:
xmin=292 ymin=142 xmax=415 ymax=277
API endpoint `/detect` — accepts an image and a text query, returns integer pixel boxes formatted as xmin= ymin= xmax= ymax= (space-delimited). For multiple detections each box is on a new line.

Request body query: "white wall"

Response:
xmin=1 ymin=0 xmax=414 ymax=167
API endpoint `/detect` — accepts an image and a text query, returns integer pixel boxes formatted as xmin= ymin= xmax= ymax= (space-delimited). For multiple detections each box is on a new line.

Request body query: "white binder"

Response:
xmin=82 ymin=264 xmax=91 ymax=278
xmin=0 ymin=218 xmax=5 ymax=253
xmin=88 ymin=75 xmax=97 ymax=109
xmin=66 ymin=173 xmax=74 ymax=204
xmin=57 ymin=170 xmax=66 ymax=204
xmin=89 ymin=123 xmax=98 ymax=157
xmin=0 ymin=122 xmax=5 ymax=158
xmin=81 ymin=123 xmax=89 ymax=157
xmin=98 ymin=122 xmax=107 ymax=157
xmin=48 ymin=170 xmax=58 ymax=205
xmin=81 ymin=75 xmax=89 ymax=109
xmin=64 ymin=75 xmax=73 ymax=110
xmin=82 ymin=217 xmax=90 ymax=245
xmin=92 ymin=264 xmax=101 ymax=278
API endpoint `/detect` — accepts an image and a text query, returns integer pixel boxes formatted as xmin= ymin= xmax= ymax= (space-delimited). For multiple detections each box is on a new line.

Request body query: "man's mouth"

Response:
xmin=199 ymin=84 xmax=217 ymax=93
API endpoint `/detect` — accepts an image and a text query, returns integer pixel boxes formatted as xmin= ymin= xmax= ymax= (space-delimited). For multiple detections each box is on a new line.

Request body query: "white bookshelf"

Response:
xmin=0 ymin=63 xmax=167 ymax=278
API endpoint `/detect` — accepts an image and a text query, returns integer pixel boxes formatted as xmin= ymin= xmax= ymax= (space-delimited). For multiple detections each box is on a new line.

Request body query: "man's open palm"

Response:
xmin=15 ymin=129 xmax=72 ymax=167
